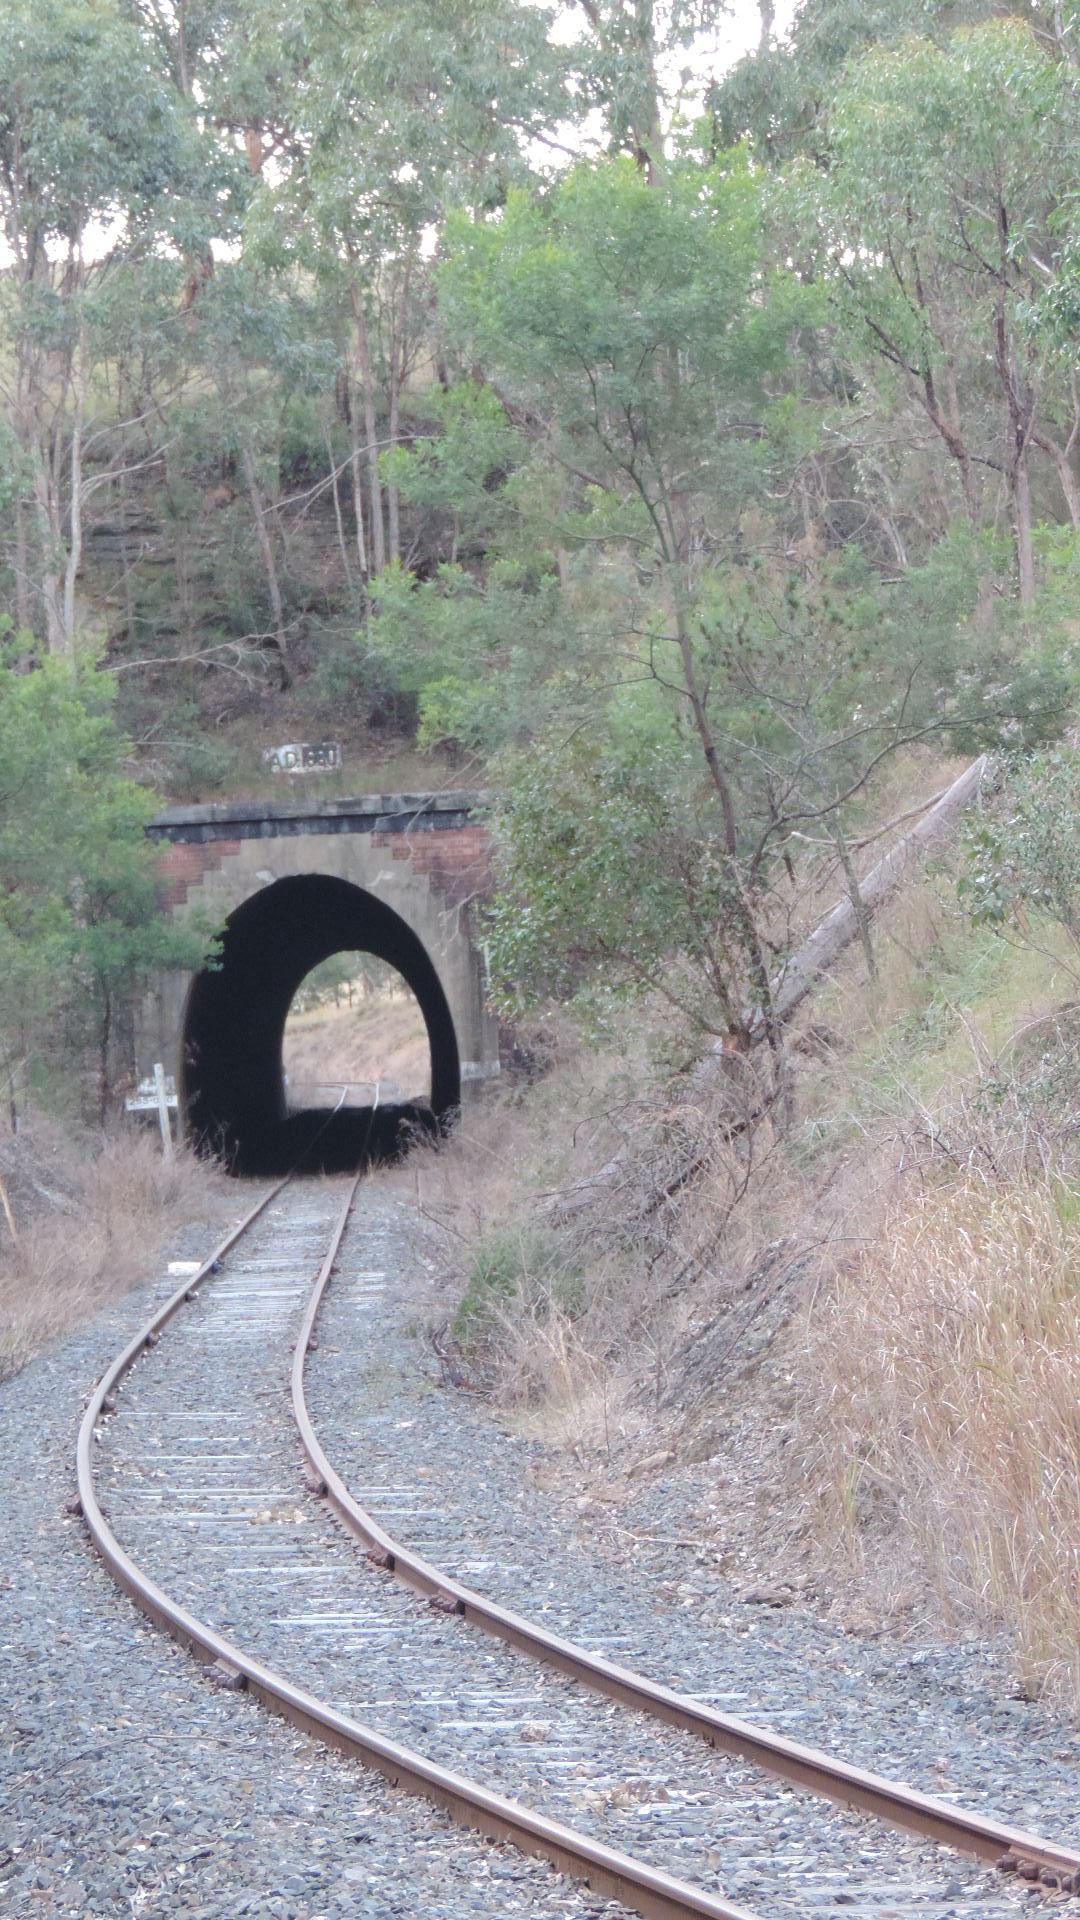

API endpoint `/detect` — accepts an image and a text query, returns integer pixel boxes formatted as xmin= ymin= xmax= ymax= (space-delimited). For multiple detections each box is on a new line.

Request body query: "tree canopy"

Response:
xmin=4 ymin=0 xmax=1080 ymax=1100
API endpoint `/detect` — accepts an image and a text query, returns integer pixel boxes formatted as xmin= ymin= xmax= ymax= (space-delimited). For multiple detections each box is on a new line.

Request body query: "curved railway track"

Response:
xmin=78 ymin=1169 xmax=1080 ymax=1920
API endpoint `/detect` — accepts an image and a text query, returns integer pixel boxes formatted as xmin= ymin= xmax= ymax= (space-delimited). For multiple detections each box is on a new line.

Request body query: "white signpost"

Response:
xmin=262 ymin=742 xmax=342 ymax=775
xmin=125 ymin=1065 xmax=177 ymax=1159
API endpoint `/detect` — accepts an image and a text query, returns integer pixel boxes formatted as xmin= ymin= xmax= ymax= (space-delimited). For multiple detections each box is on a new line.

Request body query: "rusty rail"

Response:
xmin=292 ymin=1176 xmax=1080 ymax=1897
xmin=76 ymin=1175 xmax=762 ymax=1920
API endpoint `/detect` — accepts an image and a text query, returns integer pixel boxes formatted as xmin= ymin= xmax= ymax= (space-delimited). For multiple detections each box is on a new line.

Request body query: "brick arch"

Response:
xmin=136 ymin=792 xmax=499 ymax=1170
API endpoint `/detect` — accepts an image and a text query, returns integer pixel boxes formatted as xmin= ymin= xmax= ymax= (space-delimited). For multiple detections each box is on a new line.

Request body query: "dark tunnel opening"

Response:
xmin=180 ymin=874 xmax=460 ymax=1176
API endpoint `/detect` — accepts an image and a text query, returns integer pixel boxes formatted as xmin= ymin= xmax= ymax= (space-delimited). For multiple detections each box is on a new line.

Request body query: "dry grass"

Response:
xmin=0 ymin=1120 xmax=230 ymax=1381
xmin=810 ymin=1167 xmax=1080 ymax=1699
xmin=394 ymin=1010 xmax=811 ymax=1459
xmin=390 ymin=1028 xmax=672 ymax=1448
xmin=382 ymin=758 xmax=1080 ymax=1694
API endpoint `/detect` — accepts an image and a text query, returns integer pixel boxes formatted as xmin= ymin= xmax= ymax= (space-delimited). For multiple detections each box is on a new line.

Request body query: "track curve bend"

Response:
xmin=78 ymin=1173 xmax=1080 ymax=1919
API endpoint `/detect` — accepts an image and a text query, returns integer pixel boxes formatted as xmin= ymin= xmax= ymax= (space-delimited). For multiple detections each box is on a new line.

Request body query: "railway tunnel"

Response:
xmin=139 ymin=790 xmax=498 ymax=1172
xmin=181 ymin=873 xmax=461 ymax=1175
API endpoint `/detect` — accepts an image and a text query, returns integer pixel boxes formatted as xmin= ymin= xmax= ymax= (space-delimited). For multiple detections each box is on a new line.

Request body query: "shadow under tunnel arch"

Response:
xmin=181 ymin=874 xmax=460 ymax=1176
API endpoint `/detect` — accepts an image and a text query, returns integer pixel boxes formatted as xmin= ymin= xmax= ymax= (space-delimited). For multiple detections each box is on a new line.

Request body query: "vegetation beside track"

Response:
xmin=408 ymin=748 xmax=1080 ymax=1707
xmin=7 ymin=0 xmax=1080 ymax=1716
xmin=0 ymin=1121 xmax=230 ymax=1383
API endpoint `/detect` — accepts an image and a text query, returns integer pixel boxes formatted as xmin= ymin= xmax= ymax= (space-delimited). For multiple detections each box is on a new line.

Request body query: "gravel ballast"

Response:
xmin=4 ymin=1177 xmax=1079 ymax=1919
xmin=0 ymin=1194 xmax=625 ymax=1920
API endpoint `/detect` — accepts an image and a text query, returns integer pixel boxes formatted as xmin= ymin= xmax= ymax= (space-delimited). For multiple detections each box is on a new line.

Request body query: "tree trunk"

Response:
xmin=765 ymin=756 xmax=987 ymax=1032
xmin=37 ymin=520 xmax=68 ymax=655
xmin=324 ymin=424 xmax=354 ymax=591
xmin=942 ymin=361 xmax=980 ymax=526
xmin=579 ymin=0 xmax=665 ymax=184
xmin=29 ymin=433 xmax=69 ymax=655
xmin=1012 ymin=452 xmax=1036 ymax=608
xmin=1032 ymin=428 xmax=1080 ymax=530
xmin=119 ymin=523 xmax=138 ymax=646
xmin=177 ymin=0 xmax=190 ymax=94
xmin=666 ymin=571 xmax=785 ymax=1077
xmin=387 ymin=384 xmax=401 ymax=567
xmin=62 ymin=341 xmax=85 ymax=650
xmin=239 ymin=438 xmax=289 ymax=682
xmin=630 ymin=0 xmax=665 ymax=184
xmin=993 ymin=217 xmax=1037 ymax=606
xmin=98 ymin=989 xmax=112 ymax=1130
xmin=350 ymin=402 xmax=369 ymax=578
xmin=351 ymin=284 xmax=385 ymax=575
xmin=14 ymin=499 xmax=30 ymax=635
xmin=831 ymin=820 xmax=876 ymax=981
xmin=386 ymin=256 xmax=412 ymax=568
xmin=11 ymin=245 xmax=79 ymax=655
xmin=550 ymin=756 xmax=988 ymax=1221
xmin=175 ymin=523 xmax=193 ymax=646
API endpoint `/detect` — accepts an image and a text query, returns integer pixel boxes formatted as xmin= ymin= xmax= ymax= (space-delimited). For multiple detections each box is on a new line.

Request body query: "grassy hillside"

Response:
xmin=400 ymin=757 xmax=1080 ymax=1703
xmin=283 ymin=988 xmax=430 ymax=1106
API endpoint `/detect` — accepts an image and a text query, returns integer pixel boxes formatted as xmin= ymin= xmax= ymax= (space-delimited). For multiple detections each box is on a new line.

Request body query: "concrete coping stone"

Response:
xmin=148 ymin=790 xmax=492 ymax=837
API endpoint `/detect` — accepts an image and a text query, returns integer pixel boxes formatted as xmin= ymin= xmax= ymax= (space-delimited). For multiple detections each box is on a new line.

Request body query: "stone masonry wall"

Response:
xmin=139 ymin=797 xmax=498 ymax=1100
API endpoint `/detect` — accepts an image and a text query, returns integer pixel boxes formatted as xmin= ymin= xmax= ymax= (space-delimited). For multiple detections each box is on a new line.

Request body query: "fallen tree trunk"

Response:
xmin=550 ymin=755 xmax=988 ymax=1222
xmin=757 ymin=755 xmax=987 ymax=1038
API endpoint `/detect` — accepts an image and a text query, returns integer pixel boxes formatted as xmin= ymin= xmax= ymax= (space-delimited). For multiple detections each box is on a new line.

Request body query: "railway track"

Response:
xmin=78 ymin=1171 xmax=1080 ymax=1920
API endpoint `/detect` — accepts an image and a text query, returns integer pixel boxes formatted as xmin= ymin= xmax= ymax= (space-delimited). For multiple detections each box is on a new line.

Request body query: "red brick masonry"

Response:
xmin=372 ymin=824 xmax=493 ymax=910
xmin=155 ymin=825 xmax=493 ymax=914
xmin=156 ymin=839 xmax=243 ymax=911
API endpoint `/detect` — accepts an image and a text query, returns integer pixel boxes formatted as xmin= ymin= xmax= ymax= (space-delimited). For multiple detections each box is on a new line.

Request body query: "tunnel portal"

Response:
xmin=181 ymin=874 xmax=461 ymax=1175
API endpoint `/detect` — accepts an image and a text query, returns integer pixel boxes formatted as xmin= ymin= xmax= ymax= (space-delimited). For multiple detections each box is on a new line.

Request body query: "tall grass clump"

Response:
xmin=0 ymin=1124 xmax=225 ymax=1381
xmin=816 ymin=1169 xmax=1080 ymax=1699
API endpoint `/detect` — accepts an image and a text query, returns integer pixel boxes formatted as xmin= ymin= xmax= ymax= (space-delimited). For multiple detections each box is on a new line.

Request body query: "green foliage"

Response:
xmin=960 ymin=751 xmax=1080 ymax=966
xmin=485 ymin=727 xmax=750 ymax=1038
xmin=0 ymin=0 xmax=191 ymax=245
xmin=870 ymin=529 xmax=1071 ymax=753
xmin=441 ymin=151 xmax=806 ymax=512
xmin=249 ymin=0 xmax=564 ymax=267
xmin=453 ymin=1223 xmax=575 ymax=1348
xmin=379 ymin=384 xmax=525 ymax=552
xmin=710 ymin=0 xmax=995 ymax=163
xmin=365 ymin=557 xmax=576 ymax=754
xmin=0 ymin=640 xmax=207 ymax=1112
xmin=782 ymin=20 xmax=1080 ymax=518
xmin=419 ymin=136 xmax=1075 ymax=1041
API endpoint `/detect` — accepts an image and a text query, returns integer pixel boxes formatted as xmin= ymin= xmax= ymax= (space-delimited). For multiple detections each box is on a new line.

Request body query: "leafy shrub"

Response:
xmin=453 ymin=1223 xmax=580 ymax=1347
xmin=960 ymin=748 xmax=1080 ymax=976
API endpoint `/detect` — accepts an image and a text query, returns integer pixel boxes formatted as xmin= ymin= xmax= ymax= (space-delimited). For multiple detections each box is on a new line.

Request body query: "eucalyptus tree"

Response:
xmin=384 ymin=134 xmax=1056 ymax=1063
xmin=0 ymin=0 xmax=234 ymax=655
xmin=786 ymin=18 xmax=1080 ymax=603
xmin=0 ymin=635 xmax=205 ymax=1123
xmin=184 ymin=262 xmax=339 ymax=685
xmin=710 ymin=0 xmax=999 ymax=163
xmin=386 ymin=154 xmax=823 ymax=1061
xmin=243 ymin=0 xmax=568 ymax=580
xmin=440 ymin=154 xmax=802 ymax=755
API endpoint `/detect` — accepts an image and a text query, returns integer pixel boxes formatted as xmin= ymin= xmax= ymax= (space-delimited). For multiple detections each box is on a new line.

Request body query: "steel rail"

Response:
xmin=292 ymin=1180 xmax=1080 ymax=1897
xmin=76 ymin=1175 xmax=762 ymax=1920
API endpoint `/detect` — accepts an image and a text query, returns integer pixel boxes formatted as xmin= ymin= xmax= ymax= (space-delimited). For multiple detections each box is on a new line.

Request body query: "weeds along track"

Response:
xmin=79 ymin=1174 xmax=1080 ymax=1920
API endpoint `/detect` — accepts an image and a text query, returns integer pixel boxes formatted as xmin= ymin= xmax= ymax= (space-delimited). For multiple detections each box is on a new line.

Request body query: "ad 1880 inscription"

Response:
xmin=263 ymin=742 xmax=342 ymax=775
